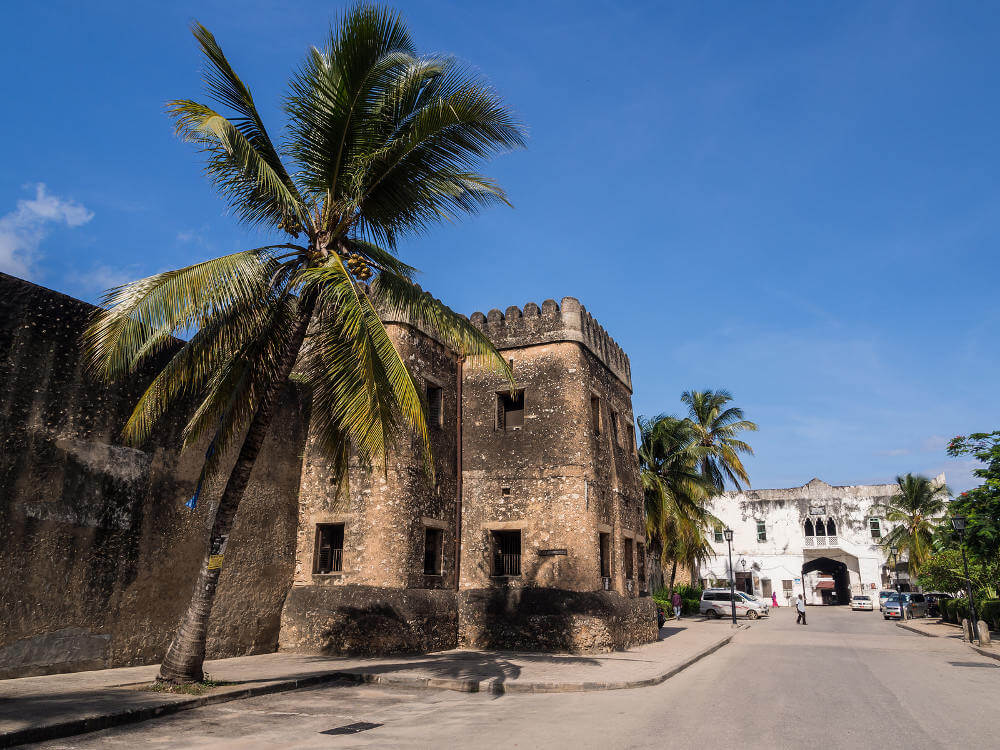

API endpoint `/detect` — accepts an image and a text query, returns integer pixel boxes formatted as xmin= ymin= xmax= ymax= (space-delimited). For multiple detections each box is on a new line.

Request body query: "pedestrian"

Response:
xmin=771 ymin=591 xmax=778 ymax=608
xmin=796 ymin=594 xmax=807 ymax=625
xmin=671 ymin=590 xmax=682 ymax=620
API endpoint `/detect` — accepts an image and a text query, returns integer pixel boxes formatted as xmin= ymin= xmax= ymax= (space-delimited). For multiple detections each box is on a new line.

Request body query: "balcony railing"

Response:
xmin=804 ymin=535 xmax=839 ymax=548
xmin=317 ymin=547 xmax=343 ymax=573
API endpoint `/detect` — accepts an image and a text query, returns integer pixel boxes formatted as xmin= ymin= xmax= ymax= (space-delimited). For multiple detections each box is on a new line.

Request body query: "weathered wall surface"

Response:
xmin=279 ymin=586 xmax=457 ymax=655
xmin=458 ymin=588 xmax=657 ymax=653
xmin=0 ymin=273 xmax=307 ymax=678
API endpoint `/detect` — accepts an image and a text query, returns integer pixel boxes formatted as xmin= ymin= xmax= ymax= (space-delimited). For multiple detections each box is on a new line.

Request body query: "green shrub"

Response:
xmin=976 ymin=599 xmax=999 ymax=630
xmin=682 ymin=597 xmax=700 ymax=615
xmin=943 ymin=598 xmax=958 ymax=623
xmin=652 ymin=584 xmax=704 ymax=616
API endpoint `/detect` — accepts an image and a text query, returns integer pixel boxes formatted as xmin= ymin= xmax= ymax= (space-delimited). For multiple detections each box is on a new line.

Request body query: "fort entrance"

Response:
xmin=802 ymin=556 xmax=851 ymax=605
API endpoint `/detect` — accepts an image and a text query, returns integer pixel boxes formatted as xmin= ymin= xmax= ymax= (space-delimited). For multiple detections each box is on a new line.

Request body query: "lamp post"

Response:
xmin=724 ymin=529 xmax=737 ymax=625
xmin=740 ymin=558 xmax=748 ymax=595
xmin=952 ymin=516 xmax=979 ymax=642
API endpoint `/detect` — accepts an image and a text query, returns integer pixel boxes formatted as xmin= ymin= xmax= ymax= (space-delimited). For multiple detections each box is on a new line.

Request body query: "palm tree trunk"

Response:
xmin=158 ymin=295 xmax=315 ymax=683
xmin=668 ymin=560 xmax=678 ymax=594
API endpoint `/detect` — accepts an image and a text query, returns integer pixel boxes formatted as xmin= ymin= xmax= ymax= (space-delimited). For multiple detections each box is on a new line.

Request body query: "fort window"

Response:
xmin=501 ymin=485 xmax=511 ymax=498
xmin=804 ymin=518 xmax=814 ymax=537
xmin=815 ymin=519 xmax=826 ymax=536
xmin=590 ymin=395 xmax=601 ymax=434
xmin=826 ymin=518 xmax=836 ymax=536
xmin=496 ymin=390 xmax=525 ymax=431
xmin=756 ymin=520 xmax=767 ymax=542
xmin=783 ymin=579 xmax=794 ymax=596
xmin=714 ymin=526 xmax=724 ymax=543
xmin=637 ymin=542 xmax=646 ymax=586
xmin=869 ymin=517 xmax=882 ymax=539
xmin=623 ymin=537 xmax=634 ymax=580
xmin=491 ymin=530 xmax=521 ymax=576
xmin=610 ymin=411 xmax=620 ymax=446
xmin=626 ymin=423 xmax=636 ymax=453
xmin=426 ymin=383 xmax=443 ymax=428
xmin=599 ymin=532 xmax=611 ymax=578
xmin=423 ymin=527 xmax=443 ymax=575
xmin=314 ymin=523 xmax=344 ymax=574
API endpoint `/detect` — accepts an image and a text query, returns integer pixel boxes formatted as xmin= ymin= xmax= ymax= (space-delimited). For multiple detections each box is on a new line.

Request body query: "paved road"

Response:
xmin=30 ymin=607 xmax=999 ymax=749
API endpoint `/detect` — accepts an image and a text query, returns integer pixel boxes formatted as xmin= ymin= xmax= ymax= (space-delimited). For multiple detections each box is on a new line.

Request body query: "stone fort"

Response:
xmin=0 ymin=272 xmax=656 ymax=679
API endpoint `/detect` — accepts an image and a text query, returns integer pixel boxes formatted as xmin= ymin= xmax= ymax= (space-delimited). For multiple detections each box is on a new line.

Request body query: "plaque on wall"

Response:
xmin=538 ymin=548 xmax=568 ymax=556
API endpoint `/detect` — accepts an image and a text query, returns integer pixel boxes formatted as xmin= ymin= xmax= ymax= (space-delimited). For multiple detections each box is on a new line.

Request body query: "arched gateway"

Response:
xmin=802 ymin=556 xmax=851 ymax=605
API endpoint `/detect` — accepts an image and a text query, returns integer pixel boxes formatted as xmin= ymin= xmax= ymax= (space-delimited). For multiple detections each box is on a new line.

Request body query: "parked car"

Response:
xmin=878 ymin=590 xmax=896 ymax=612
xmin=883 ymin=592 xmax=928 ymax=620
xmin=851 ymin=595 xmax=874 ymax=611
xmin=737 ymin=591 xmax=770 ymax=616
xmin=700 ymin=589 xmax=768 ymax=620
xmin=925 ymin=593 xmax=952 ymax=617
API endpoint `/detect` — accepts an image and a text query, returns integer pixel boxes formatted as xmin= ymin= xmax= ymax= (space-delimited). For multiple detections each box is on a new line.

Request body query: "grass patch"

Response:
xmin=139 ymin=674 xmax=235 ymax=696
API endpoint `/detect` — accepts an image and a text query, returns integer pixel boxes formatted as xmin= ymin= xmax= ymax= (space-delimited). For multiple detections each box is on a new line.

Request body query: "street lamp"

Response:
xmin=951 ymin=516 xmax=979 ymax=642
xmin=724 ymin=529 xmax=737 ymax=625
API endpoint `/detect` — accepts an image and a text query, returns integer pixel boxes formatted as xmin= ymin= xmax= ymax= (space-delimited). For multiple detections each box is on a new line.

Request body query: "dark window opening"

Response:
xmin=626 ymin=423 xmax=636 ymax=453
xmin=491 ymin=530 xmax=521 ymax=576
xmin=426 ymin=383 xmax=443 ymax=428
xmin=637 ymin=542 xmax=646 ymax=586
xmin=869 ymin=517 xmax=882 ymax=539
xmin=804 ymin=519 xmax=814 ymax=537
xmin=826 ymin=518 xmax=837 ymax=536
xmin=423 ymin=527 xmax=443 ymax=575
xmin=815 ymin=519 xmax=826 ymax=536
xmin=591 ymin=395 xmax=601 ymax=434
xmin=610 ymin=411 xmax=620 ymax=446
xmin=314 ymin=523 xmax=344 ymax=574
xmin=599 ymin=532 xmax=611 ymax=578
xmin=623 ymin=537 xmax=634 ymax=580
xmin=497 ymin=390 xmax=525 ymax=431
xmin=501 ymin=485 xmax=511 ymax=498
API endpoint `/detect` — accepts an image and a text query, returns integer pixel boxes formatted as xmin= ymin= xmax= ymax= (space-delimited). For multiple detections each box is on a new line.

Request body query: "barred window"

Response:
xmin=314 ymin=523 xmax=344 ymax=574
xmin=497 ymin=390 xmax=525 ymax=431
xmin=426 ymin=383 xmax=443 ymax=428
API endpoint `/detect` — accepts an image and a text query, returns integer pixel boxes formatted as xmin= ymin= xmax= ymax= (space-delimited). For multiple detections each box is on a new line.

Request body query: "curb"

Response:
xmin=971 ymin=646 xmax=1000 ymax=662
xmin=895 ymin=622 xmax=935 ymax=637
xmin=0 ymin=630 xmax=742 ymax=747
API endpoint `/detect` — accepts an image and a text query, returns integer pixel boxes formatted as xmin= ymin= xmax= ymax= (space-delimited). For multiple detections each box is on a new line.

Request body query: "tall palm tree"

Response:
xmin=639 ymin=415 xmax=718 ymax=592
xmin=84 ymin=6 xmax=524 ymax=683
xmin=681 ymin=389 xmax=758 ymax=491
xmin=876 ymin=473 xmax=951 ymax=578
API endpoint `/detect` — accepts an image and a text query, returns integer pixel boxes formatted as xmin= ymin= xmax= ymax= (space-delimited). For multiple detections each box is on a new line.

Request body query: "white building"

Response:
xmin=698 ymin=476 xmax=945 ymax=606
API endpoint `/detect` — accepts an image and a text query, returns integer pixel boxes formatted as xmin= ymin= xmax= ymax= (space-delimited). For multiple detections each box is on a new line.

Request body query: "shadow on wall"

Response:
xmin=459 ymin=588 xmax=658 ymax=653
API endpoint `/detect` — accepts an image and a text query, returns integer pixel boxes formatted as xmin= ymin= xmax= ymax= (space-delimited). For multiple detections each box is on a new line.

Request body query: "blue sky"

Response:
xmin=1 ymin=1 xmax=996 ymax=491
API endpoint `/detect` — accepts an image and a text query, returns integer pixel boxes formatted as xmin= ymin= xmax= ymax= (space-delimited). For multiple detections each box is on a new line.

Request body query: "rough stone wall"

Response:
xmin=0 ymin=273 xmax=307 ymax=678
xmin=279 ymin=322 xmax=461 ymax=653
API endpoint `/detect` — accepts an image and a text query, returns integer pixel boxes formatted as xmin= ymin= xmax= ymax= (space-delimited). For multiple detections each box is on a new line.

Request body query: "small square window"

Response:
xmin=426 ymin=383 xmax=443 ymax=428
xmin=497 ymin=390 xmax=525 ymax=431
xmin=423 ymin=527 xmax=443 ymax=575
xmin=501 ymin=485 xmax=511 ymax=498
xmin=314 ymin=523 xmax=344 ymax=574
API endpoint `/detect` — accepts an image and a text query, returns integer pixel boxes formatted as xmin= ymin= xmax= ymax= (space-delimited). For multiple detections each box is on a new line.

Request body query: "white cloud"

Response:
xmin=0 ymin=184 xmax=93 ymax=278
xmin=71 ymin=265 xmax=135 ymax=294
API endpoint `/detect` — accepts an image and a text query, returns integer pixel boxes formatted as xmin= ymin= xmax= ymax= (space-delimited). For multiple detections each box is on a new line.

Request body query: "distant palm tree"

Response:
xmin=84 ymin=5 xmax=523 ymax=683
xmin=876 ymin=473 xmax=951 ymax=577
xmin=681 ymin=389 xmax=758 ymax=491
xmin=639 ymin=415 xmax=718 ymax=592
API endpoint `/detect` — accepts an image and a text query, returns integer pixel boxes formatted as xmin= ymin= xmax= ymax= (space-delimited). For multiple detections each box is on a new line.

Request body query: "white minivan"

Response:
xmin=700 ymin=588 xmax=768 ymax=620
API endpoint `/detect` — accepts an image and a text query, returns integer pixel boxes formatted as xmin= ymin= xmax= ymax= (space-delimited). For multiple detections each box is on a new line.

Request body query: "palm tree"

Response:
xmin=639 ymin=415 xmax=718 ymax=592
xmin=681 ymin=389 xmax=758 ymax=491
xmin=876 ymin=473 xmax=951 ymax=578
xmin=83 ymin=6 xmax=524 ymax=683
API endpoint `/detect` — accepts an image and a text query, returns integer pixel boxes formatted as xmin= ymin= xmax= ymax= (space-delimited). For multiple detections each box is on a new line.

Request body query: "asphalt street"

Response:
xmin=28 ymin=607 xmax=1000 ymax=749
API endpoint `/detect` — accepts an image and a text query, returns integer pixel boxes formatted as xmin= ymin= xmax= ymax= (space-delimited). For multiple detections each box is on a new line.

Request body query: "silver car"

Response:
xmin=883 ymin=592 xmax=927 ymax=620
xmin=700 ymin=589 xmax=768 ymax=620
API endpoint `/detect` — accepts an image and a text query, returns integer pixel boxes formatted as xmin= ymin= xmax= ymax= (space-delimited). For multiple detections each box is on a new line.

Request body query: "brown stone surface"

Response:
xmin=0 ymin=273 xmax=307 ymax=679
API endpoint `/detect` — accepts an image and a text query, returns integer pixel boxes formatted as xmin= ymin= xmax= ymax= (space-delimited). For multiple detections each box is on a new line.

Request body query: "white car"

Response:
xmin=700 ymin=589 xmax=768 ymax=620
xmin=850 ymin=595 xmax=874 ymax=611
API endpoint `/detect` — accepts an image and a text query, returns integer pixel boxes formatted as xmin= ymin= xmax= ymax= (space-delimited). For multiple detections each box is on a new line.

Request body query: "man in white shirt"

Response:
xmin=796 ymin=594 xmax=807 ymax=625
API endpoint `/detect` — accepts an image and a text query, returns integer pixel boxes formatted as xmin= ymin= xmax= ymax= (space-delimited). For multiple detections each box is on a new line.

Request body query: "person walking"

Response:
xmin=796 ymin=594 xmax=807 ymax=625
xmin=771 ymin=591 xmax=779 ymax=608
xmin=671 ymin=590 xmax=683 ymax=620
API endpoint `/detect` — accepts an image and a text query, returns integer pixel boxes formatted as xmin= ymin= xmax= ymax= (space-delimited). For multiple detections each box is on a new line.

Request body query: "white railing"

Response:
xmin=804 ymin=536 xmax=839 ymax=548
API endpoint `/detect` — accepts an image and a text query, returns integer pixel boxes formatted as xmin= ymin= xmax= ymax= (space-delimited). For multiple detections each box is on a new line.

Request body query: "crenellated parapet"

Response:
xmin=469 ymin=297 xmax=632 ymax=390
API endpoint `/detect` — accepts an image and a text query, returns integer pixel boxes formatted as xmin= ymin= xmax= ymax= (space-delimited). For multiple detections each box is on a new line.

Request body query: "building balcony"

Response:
xmin=804 ymin=535 xmax=839 ymax=549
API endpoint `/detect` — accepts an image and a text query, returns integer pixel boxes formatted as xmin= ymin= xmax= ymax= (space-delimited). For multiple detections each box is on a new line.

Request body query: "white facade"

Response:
xmin=698 ymin=476 xmax=944 ymax=606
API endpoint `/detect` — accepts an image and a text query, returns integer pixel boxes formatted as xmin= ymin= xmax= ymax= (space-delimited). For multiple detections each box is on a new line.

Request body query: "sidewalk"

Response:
xmin=0 ymin=617 xmax=743 ymax=747
xmin=896 ymin=617 xmax=999 ymax=661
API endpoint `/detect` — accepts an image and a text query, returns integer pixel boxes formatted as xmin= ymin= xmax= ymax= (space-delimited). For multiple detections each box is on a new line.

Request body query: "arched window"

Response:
xmin=815 ymin=519 xmax=826 ymax=536
xmin=826 ymin=518 xmax=837 ymax=536
xmin=804 ymin=519 xmax=814 ymax=537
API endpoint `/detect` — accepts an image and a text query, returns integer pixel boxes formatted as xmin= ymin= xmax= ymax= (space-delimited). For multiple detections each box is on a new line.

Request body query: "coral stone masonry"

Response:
xmin=0 ymin=274 xmax=656 ymax=679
